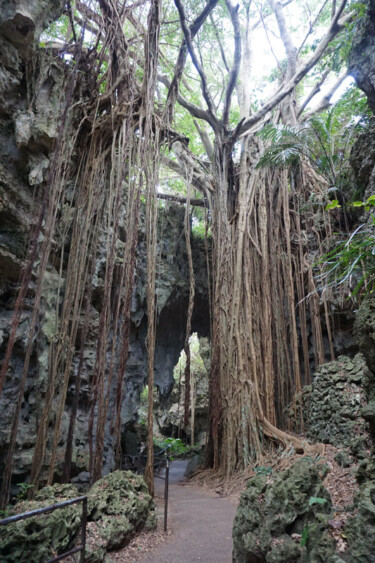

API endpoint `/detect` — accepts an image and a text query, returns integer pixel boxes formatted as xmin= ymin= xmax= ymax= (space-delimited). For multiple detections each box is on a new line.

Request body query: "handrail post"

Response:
xmin=81 ymin=496 xmax=87 ymax=563
xmin=164 ymin=460 xmax=169 ymax=532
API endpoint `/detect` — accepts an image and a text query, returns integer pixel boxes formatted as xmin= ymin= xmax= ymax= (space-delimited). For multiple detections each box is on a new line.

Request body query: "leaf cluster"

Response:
xmin=317 ymin=217 xmax=375 ymax=299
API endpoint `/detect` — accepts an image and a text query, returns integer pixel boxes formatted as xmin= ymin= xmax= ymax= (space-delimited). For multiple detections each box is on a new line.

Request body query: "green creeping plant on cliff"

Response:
xmin=300 ymin=497 xmax=328 ymax=547
xmin=317 ymin=215 xmax=375 ymax=298
xmin=16 ymin=482 xmax=34 ymax=501
xmin=253 ymin=466 xmax=272 ymax=476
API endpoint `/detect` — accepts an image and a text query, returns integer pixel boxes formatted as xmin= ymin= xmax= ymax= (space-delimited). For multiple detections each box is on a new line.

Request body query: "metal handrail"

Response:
xmin=0 ymin=448 xmax=172 ymax=561
xmin=0 ymin=496 xmax=87 ymax=563
xmin=123 ymin=449 xmax=171 ymax=532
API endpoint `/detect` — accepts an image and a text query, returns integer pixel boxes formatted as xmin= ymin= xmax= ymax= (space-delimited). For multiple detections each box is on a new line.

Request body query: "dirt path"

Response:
xmin=139 ymin=460 xmax=237 ymax=563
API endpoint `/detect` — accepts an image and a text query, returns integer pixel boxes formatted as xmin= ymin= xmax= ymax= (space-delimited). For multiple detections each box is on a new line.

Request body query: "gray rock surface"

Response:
xmin=0 ymin=471 xmax=155 ymax=563
xmin=348 ymin=0 xmax=375 ymax=112
xmin=350 ymin=121 xmax=375 ymax=199
xmin=354 ymin=293 xmax=375 ymax=376
xmin=0 ymin=1 xmax=210 ymax=487
xmin=155 ymin=335 xmax=210 ymax=443
xmin=307 ymin=354 xmax=372 ymax=459
xmin=344 ymin=476 xmax=375 ymax=563
xmin=0 ymin=483 xmax=82 ymax=562
xmin=0 ymin=1 xmax=64 ymax=53
xmin=232 ymin=458 xmax=335 ymax=563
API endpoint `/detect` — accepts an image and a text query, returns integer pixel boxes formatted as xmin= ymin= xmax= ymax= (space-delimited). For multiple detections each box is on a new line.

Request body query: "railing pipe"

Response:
xmin=164 ymin=460 xmax=169 ymax=532
xmin=0 ymin=495 xmax=87 ymax=563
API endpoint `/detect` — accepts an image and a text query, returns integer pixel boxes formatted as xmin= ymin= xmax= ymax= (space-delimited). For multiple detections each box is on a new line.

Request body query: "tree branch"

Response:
xmin=269 ymin=0 xmax=297 ymax=79
xmin=209 ymin=13 xmax=230 ymax=73
xmin=301 ymin=70 xmax=348 ymax=120
xmin=165 ymin=0 xmax=219 ymax=121
xmin=194 ymin=120 xmax=214 ymax=161
xmin=160 ymin=149 xmax=214 ymax=195
xmin=222 ymin=0 xmax=242 ymax=126
xmin=158 ymin=74 xmax=218 ymax=128
xmin=174 ymin=0 xmax=218 ymax=129
xmin=297 ymin=69 xmax=330 ymax=117
xmin=239 ymin=0 xmax=348 ymax=137
xmin=157 ymin=192 xmax=208 ymax=207
xmin=298 ymin=0 xmax=330 ymax=55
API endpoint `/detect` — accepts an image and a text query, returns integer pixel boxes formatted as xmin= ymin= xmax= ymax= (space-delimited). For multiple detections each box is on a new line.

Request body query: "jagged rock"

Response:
xmin=344 ymin=479 xmax=375 ymax=562
xmin=361 ymin=400 xmax=375 ymax=440
xmin=86 ymin=470 xmax=156 ymax=561
xmin=0 ymin=483 xmax=82 ymax=563
xmin=0 ymin=472 xmax=156 ymax=563
xmin=348 ymin=0 xmax=375 ymax=112
xmin=232 ymin=458 xmax=335 ymax=563
xmin=0 ymin=1 xmax=65 ymax=52
xmin=307 ymin=354 xmax=372 ymax=458
xmin=350 ymin=120 xmax=375 ymax=198
xmin=154 ymin=335 xmax=210 ymax=444
xmin=354 ymin=293 xmax=375 ymax=378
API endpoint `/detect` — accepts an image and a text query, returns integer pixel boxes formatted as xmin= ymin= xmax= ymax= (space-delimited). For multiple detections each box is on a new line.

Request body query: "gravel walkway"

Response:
xmin=139 ymin=460 xmax=237 ymax=563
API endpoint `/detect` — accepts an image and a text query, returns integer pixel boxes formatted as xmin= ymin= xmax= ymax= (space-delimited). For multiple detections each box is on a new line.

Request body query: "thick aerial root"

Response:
xmin=260 ymin=417 xmax=325 ymax=456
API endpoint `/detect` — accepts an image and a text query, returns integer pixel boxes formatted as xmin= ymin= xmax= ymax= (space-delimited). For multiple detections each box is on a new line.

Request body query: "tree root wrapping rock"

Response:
xmin=232 ymin=458 xmax=336 ymax=563
xmin=0 ymin=471 xmax=156 ymax=563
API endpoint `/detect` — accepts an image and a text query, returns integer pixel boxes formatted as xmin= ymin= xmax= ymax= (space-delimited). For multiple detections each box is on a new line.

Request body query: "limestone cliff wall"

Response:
xmin=0 ymin=2 xmax=209 ymax=484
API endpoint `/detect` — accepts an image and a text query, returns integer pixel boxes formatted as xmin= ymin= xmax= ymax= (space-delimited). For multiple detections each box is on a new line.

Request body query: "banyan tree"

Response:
xmin=0 ymin=0 xmax=361 ymax=506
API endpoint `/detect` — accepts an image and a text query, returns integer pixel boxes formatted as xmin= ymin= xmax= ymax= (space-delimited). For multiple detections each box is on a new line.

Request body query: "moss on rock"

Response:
xmin=344 ymin=478 xmax=375 ymax=562
xmin=0 ymin=471 xmax=156 ymax=563
xmin=354 ymin=293 xmax=375 ymax=380
xmin=232 ymin=458 xmax=335 ymax=563
xmin=0 ymin=483 xmax=81 ymax=563
xmin=307 ymin=354 xmax=371 ymax=459
xmin=85 ymin=470 xmax=156 ymax=561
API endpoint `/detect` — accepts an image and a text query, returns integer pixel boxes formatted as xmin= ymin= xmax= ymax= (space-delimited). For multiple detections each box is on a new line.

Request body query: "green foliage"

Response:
xmin=257 ymin=86 xmax=369 ymax=201
xmin=313 ymin=3 xmax=366 ymax=74
xmin=316 ymin=217 xmax=375 ymax=298
xmin=301 ymin=524 xmax=309 ymax=547
xmin=254 ymin=466 xmax=272 ymax=476
xmin=308 ymin=496 xmax=328 ymax=506
xmin=325 ymin=199 xmax=341 ymax=210
xmin=16 ymin=483 xmax=34 ymax=502
xmin=153 ymin=437 xmax=190 ymax=458
xmin=40 ymin=14 xmax=71 ymax=45
xmin=256 ymin=123 xmax=310 ymax=168
xmin=140 ymin=385 xmax=149 ymax=404
xmin=173 ymin=333 xmax=206 ymax=380
xmin=192 ymin=207 xmax=211 ymax=239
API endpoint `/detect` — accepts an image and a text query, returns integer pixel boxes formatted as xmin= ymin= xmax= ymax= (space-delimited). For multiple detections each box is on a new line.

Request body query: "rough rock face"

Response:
xmin=0 ymin=0 xmax=210 ymax=486
xmin=350 ymin=120 xmax=375 ymax=198
xmin=348 ymin=0 xmax=375 ymax=112
xmin=345 ymin=473 xmax=375 ymax=563
xmin=353 ymin=293 xmax=375 ymax=441
xmin=85 ymin=470 xmax=156 ymax=562
xmin=232 ymin=459 xmax=335 ymax=563
xmin=0 ymin=471 xmax=155 ymax=563
xmin=155 ymin=336 xmax=210 ymax=443
xmin=354 ymin=293 xmax=375 ymax=375
xmin=0 ymin=1 xmax=65 ymax=54
xmin=0 ymin=483 xmax=82 ymax=562
xmin=307 ymin=354 xmax=372 ymax=459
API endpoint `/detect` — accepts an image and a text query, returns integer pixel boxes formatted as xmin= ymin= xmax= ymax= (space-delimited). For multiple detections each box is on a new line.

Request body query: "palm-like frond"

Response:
xmin=256 ymin=123 xmax=315 ymax=169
